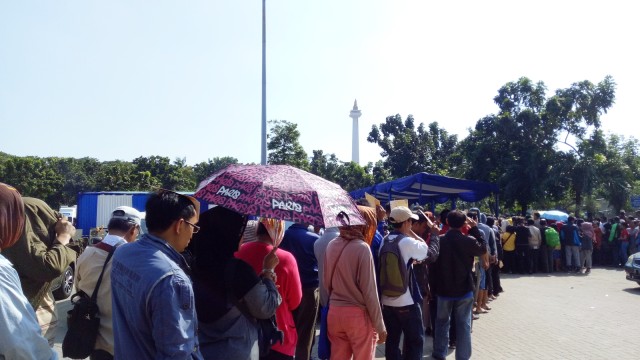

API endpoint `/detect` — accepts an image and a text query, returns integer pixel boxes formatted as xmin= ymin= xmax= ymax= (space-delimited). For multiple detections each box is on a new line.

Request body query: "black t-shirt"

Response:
xmin=514 ymin=225 xmax=530 ymax=247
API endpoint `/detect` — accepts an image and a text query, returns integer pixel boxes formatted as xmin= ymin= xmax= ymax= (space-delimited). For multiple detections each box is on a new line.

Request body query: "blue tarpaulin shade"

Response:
xmin=539 ymin=210 xmax=569 ymax=222
xmin=350 ymin=172 xmax=499 ymax=205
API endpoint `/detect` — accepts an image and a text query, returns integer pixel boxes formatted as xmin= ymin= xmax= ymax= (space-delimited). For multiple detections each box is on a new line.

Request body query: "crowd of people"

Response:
xmin=498 ymin=211 xmax=640 ymax=276
xmin=3 ymin=179 xmax=637 ymax=360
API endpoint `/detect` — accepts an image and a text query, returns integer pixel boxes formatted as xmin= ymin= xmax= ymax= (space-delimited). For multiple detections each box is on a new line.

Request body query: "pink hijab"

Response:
xmin=581 ymin=222 xmax=595 ymax=239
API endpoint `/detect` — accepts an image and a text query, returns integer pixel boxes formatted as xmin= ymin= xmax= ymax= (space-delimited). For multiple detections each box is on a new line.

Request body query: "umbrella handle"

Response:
xmin=337 ymin=211 xmax=351 ymax=227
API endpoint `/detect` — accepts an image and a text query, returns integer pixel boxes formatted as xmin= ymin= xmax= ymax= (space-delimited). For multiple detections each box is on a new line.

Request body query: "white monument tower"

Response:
xmin=349 ymin=99 xmax=362 ymax=164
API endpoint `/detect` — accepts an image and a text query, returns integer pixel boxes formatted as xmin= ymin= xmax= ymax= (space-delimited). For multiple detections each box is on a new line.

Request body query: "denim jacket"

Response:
xmin=0 ymin=254 xmax=57 ymax=360
xmin=111 ymin=234 xmax=202 ymax=359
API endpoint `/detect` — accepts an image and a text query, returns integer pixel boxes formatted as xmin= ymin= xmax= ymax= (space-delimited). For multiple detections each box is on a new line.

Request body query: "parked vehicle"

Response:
xmin=624 ymin=251 xmax=640 ymax=286
xmin=51 ymin=263 xmax=75 ymax=300
xmin=50 ymin=239 xmax=83 ymax=300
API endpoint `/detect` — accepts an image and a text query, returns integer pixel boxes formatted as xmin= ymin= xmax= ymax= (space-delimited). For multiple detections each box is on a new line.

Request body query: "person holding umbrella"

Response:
xmin=236 ymin=218 xmax=302 ymax=360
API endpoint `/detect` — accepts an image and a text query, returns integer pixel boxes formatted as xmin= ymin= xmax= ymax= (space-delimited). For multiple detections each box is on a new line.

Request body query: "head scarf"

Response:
xmin=339 ymin=205 xmax=377 ymax=245
xmin=192 ymin=206 xmax=247 ymax=276
xmin=0 ymin=183 xmax=25 ymax=250
xmin=191 ymin=206 xmax=261 ymax=324
xmin=258 ymin=217 xmax=285 ymax=247
xmin=581 ymin=222 xmax=595 ymax=239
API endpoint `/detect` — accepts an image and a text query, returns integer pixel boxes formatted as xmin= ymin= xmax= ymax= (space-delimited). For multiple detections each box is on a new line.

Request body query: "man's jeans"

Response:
xmin=433 ymin=296 xmax=474 ymax=360
xmin=528 ymin=247 xmax=540 ymax=273
xmin=382 ymin=303 xmax=424 ymax=360
xmin=619 ymin=242 xmax=630 ymax=266
xmin=565 ymin=245 xmax=580 ymax=269
xmin=545 ymin=246 xmax=555 ymax=272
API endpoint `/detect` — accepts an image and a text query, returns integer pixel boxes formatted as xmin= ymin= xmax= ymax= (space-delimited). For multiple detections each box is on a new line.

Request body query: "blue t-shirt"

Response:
xmin=280 ymin=224 xmax=320 ymax=288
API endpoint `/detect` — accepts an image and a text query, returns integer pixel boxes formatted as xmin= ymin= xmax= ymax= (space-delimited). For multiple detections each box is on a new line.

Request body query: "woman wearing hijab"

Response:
xmin=323 ymin=206 xmax=387 ymax=360
xmin=0 ymin=182 xmax=57 ymax=359
xmin=192 ymin=207 xmax=281 ymax=360
xmin=580 ymin=220 xmax=595 ymax=274
xmin=236 ymin=218 xmax=302 ymax=360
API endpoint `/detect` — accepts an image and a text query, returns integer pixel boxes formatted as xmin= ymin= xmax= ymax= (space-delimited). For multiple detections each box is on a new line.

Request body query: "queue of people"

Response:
xmin=2 ymin=182 xmax=501 ymax=360
xmin=498 ymin=211 xmax=640 ymax=275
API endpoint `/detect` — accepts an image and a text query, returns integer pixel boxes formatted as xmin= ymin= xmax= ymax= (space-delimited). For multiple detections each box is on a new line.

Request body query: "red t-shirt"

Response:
xmin=235 ymin=242 xmax=302 ymax=356
xmin=620 ymin=228 xmax=629 ymax=242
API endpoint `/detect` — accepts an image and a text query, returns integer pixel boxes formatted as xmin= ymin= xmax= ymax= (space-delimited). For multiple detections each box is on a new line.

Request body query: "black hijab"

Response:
xmin=191 ymin=206 xmax=259 ymax=323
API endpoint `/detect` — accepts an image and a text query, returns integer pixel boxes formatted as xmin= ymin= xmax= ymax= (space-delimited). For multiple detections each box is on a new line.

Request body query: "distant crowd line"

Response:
xmin=497 ymin=210 xmax=639 ymax=276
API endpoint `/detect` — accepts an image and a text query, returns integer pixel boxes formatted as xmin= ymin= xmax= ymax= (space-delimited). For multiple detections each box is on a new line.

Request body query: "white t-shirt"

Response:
xmin=380 ymin=233 xmax=429 ymax=307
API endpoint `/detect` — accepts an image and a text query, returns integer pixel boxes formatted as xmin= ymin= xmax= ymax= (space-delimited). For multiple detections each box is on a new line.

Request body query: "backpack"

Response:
xmin=572 ymin=229 xmax=582 ymax=246
xmin=544 ymin=227 xmax=560 ymax=248
xmin=379 ymin=233 xmax=410 ymax=297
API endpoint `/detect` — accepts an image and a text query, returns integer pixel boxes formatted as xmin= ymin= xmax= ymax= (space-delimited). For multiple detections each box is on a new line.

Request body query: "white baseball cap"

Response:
xmin=111 ymin=206 xmax=143 ymax=226
xmin=389 ymin=206 xmax=419 ymax=224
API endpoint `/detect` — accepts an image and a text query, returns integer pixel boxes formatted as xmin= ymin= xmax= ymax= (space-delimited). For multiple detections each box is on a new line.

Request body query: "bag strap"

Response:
xmin=90 ymin=247 xmax=116 ymax=303
xmin=502 ymin=232 xmax=514 ymax=245
xmin=327 ymin=240 xmax=350 ymax=299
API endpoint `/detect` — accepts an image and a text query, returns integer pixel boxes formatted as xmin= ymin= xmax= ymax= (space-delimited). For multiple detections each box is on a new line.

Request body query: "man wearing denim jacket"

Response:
xmin=111 ymin=190 xmax=202 ymax=359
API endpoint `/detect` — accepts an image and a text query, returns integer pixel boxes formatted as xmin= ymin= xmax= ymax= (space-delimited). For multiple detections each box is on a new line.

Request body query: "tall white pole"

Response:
xmin=350 ymin=100 xmax=362 ymax=164
xmin=260 ymin=0 xmax=267 ymax=165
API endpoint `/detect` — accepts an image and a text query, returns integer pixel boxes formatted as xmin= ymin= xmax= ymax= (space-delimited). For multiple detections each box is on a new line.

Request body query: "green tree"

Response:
xmin=309 ymin=150 xmax=340 ymax=180
xmin=50 ymin=157 xmax=102 ymax=206
xmin=132 ymin=156 xmax=196 ymax=190
xmin=193 ymin=156 xmax=238 ymax=183
xmin=367 ymin=115 xmax=458 ymax=179
xmin=2 ymin=156 xmax=65 ymax=207
xmin=167 ymin=157 xmax=197 ymax=191
xmin=95 ymin=161 xmax=140 ymax=191
xmin=309 ymin=150 xmax=374 ymax=191
xmin=332 ymin=161 xmax=375 ymax=192
xmin=132 ymin=156 xmax=172 ymax=188
xmin=596 ymin=134 xmax=640 ymax=213
xmin=547 ymin=76 xmax=617 ymax=214
xmin=371 ymin=160 xmax=392 ymax=184
xmin=460 ymin=76 xmax=616 ymax=214
xmin=267 ymin=120 xmax=309 ymax=170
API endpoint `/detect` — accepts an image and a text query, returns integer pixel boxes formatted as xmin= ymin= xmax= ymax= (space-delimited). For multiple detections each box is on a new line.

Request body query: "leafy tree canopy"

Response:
xmin=459 ymin=76 xmax=616 ymax=214
xmin=367 ymin=115 xmax=458 ymax=179
xmin=267 ymin=120 xmax=309 ymax=170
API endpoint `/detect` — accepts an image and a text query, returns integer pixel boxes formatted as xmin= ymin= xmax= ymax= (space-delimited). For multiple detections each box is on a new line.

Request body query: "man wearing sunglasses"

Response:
xmin=111 ymin=190 xmax=202 ymax=359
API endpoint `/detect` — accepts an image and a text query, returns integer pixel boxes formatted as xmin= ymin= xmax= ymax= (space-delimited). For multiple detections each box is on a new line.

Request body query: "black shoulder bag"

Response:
xmin=62 ymin=248 xmax=115 ymax=359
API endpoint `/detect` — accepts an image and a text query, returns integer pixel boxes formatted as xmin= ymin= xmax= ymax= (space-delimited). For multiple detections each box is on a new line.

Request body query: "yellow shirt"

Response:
xmin=501 ymin=232 xmax=516 ymax=251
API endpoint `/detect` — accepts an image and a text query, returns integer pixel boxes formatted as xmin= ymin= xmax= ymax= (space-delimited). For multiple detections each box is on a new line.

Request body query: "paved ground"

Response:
xmin=54 ymin=267 xmax=639 ymax=359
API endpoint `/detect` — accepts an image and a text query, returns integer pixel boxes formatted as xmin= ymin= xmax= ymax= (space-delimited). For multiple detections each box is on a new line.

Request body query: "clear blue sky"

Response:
xmin=1 ymin=1 xmax=636 ymax=166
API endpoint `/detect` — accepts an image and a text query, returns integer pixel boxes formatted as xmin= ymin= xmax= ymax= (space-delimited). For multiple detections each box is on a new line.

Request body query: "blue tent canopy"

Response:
xmin=350 ymin=172 xmax=499 ymax=206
